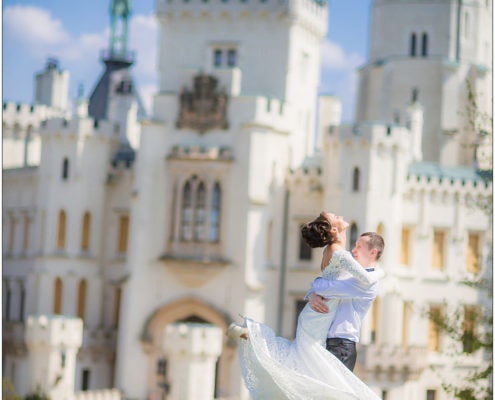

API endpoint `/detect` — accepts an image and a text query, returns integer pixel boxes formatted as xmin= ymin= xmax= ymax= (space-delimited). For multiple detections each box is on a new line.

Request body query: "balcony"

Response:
xmin=355 ymin=344 xmax=428 ymax=382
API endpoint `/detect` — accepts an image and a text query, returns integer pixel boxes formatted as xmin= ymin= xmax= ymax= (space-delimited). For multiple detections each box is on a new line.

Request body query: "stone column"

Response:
xmin=163 ymin=323 xmax=223 ymax=400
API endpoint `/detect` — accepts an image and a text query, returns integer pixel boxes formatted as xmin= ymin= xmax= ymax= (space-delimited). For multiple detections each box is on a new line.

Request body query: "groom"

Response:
xmin=305 ymin=232 xmax=384 ymax=371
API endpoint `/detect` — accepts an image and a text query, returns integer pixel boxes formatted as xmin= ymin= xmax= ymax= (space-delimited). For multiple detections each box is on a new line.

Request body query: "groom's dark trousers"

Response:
xmin=326 ymin=338 xmax=357 ymax=371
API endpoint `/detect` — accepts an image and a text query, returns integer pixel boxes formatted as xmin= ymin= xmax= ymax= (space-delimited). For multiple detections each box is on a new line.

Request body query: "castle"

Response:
xmin=3 ymin=0 xmax=492 ymax=399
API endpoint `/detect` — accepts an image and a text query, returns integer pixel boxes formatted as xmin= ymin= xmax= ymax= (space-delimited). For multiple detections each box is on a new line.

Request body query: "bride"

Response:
xmin=229 ymin=212 xmax=384 ymax=400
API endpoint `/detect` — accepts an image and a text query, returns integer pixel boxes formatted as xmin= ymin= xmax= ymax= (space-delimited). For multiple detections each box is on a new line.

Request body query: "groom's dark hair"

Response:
xmin=361 ymin=232 xmax=385 ymax=261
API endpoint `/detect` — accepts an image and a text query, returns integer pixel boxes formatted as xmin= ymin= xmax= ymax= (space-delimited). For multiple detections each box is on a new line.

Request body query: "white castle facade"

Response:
xmin=2 ymin=0 xmax=492 ymax=400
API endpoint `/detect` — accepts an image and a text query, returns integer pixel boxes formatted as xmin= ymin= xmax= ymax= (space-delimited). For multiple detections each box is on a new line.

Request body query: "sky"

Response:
xmin=2 ymin=0 xmax=373 ymax=122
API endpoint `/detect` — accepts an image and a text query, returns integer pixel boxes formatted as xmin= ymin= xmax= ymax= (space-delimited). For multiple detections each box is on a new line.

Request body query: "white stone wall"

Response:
xmin=2 ymin=1 xmax=492 ymax=400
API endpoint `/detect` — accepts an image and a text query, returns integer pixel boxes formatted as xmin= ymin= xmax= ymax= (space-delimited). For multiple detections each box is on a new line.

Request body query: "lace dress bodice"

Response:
xmin=321 ymin=250 xmax=382 ymax=285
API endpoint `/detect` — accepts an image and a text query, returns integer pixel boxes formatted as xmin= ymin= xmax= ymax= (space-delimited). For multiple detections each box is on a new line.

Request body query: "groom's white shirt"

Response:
xmin=304 ymin=274 xmax=378 ymax=343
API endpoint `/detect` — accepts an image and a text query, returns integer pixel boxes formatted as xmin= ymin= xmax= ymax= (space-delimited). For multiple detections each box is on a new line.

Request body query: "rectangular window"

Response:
xmin=294 ymin=300 xmax=306 ymax=337
xmin=57 ymin=211 xmax=66 ymax=249
xmin=82 ymin=369 xmax=90 ymax=391
xmin=428 ymin=305 xmax=442 ymax=352
xmin=426 ymin=389 xmax=437 ymax=400
xmin=299 ymin=236 xmax=312 ymax=261
xmin=214 ymin=49 xmax=222 ymax=67
xmin=118 ymin=215 xmax=129 ymax=253
xmin=462 ymin=305 xmax=478 ymax=353
xmin=400 ymin=227 xmax=411 ymax=265
xmin=370 ymin=297 xmax=380 ymax=343
xmin=227 ymin=49 xmax=237 ymax=67
xmin=466 ymin=233 xmax=480 ymax=273
xmin=432 ymin=230 xmax=445 ymax=270
xmin=19 ymin=289 xmax=25 ymax=322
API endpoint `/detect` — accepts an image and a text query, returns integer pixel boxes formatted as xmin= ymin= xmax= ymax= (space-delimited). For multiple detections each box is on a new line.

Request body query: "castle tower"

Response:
xmin=355 ymin=0 xmax=492 ymax=166
xmin=163 ymin=323 xmax=223 ymax=400
xmin=114 ymin=0 xmax=328 ymax=398
xmin=25 ymin=315 xmax=83 ymax=399
xmin=35 ymin=58 xmax=70 ymax=113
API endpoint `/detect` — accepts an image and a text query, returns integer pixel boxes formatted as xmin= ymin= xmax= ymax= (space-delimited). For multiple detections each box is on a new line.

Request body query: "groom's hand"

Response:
xmin=308 ymin=293 xmax=329 ymax=313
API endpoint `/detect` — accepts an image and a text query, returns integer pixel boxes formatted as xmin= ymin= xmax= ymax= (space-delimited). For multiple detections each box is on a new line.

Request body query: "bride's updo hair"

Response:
xmin=301 ymin=212 xmax=339 ymax=248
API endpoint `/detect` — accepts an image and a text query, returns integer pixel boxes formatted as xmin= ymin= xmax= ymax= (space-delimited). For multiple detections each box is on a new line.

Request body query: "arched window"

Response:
xmin=410 ymin=33 xmax=417 ymax=57
xmin=209 ymin=183 xmax=221 ymax=242
xmin=194 ymin=182 xmax=206 ymax=241
xmin=370 ymin=297 xmax=380 ymax=343
xmin=118 ymin=214 xmax=129 ymax=253
xmin=77 ymin=279 xmax=87 ymax=322
xmin=376 ymin=223 xmax=384 ymax=237
xmin=421 ymin=32 xmax=428 ymax=56
xmin=352 ymin=167 xmax=360 ymax=192
xmin=350 ymin=223 xmax=359 ymax=250
xmin=81 ymin=212 xmax=91 ymax=250
xmin=62 ymin=158 xmax=69 ymax=180
xmin=54 ymin=277 xmax=63 ymax=314
xmin=180 ymin=181 xmax=193 ymax=240
xmin=177 ymin=177 xmax=223 ymax=243
xmin=57 ymin=210 xmax=67 ymax=249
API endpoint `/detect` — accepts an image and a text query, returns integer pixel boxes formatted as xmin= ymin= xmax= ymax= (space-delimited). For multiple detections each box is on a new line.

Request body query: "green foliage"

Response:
xmin=427 ymin=278 xmax=492 ymax=400
xmin=2 ymin=379 xmax=21 ymax=400
xmin=24 ymin=387 xmax=50 ymax=400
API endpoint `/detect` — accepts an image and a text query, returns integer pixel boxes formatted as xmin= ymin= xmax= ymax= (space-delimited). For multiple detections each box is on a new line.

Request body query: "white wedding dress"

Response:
xmin=238 ymin=250 xmax=383 ymax=400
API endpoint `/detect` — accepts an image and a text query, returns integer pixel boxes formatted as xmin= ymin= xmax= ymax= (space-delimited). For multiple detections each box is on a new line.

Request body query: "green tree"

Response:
xmin=427 ymin=276 xmax=492 ymax=400
xmin=24 ymin=386 xmax=50 ymax=400
xmin=427 ymin=78 xmax=493 ymax=400
xmin=2 ymin=378 xmax=21 ymax=400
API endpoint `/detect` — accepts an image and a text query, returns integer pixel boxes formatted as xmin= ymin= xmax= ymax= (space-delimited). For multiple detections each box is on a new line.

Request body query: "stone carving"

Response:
xmin=176 ymin=74 xmax=229 ymax=133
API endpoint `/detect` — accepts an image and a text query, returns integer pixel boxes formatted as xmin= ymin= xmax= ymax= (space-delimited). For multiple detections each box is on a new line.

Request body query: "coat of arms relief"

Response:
xmin=176 ymin=74 xmax=229 ymax=133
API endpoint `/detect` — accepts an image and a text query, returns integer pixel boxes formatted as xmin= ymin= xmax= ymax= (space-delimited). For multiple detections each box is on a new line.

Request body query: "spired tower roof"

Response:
xmin=88 ymin=0 xmax=146 ymax=121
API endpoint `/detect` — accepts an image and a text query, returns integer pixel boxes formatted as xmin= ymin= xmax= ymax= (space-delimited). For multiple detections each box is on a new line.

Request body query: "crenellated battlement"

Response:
xmin=2 ymin=101 xmax=69 ymax=131
xmin=235 ymin=95 xmax=296 ymax=133
xmin=25 ymin=315 xmax=83 ymax=349
xmin=405 ymin=164 xmax=492 ymax=197
xmin=163 ymin=323 xmax=223 ymax=357
xmin=157 ymin=0 xmax=327 ymax=18
xmin=287 ymin=155 xmax=323 ymax=191
xmin=156 ymin=0 xmax=327 ymax=35
xmin=39 ymin=117 xmax=120 ymax=139
xmin=331 ymin=122 xmax=411 ymax=151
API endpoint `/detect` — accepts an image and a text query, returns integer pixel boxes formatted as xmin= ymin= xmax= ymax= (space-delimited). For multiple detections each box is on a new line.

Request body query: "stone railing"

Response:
xmin=356 ymin=344 xmax=428 ymax=382
xmin=73 ymin=389 xmax=121 ymax=400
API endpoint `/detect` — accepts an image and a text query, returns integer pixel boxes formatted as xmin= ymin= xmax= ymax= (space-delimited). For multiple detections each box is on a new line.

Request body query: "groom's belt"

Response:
xmin=326 ymin=338 xmax=356 ymax=346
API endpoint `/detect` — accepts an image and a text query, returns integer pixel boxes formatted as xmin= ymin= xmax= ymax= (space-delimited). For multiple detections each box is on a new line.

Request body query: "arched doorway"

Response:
xmin=141 ymin=296 xmax=236 ymax=399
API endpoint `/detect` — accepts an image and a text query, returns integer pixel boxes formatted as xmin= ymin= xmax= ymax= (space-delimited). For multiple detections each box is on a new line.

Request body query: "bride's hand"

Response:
xmin=336 ymin=216 xmax=349 ymax=232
